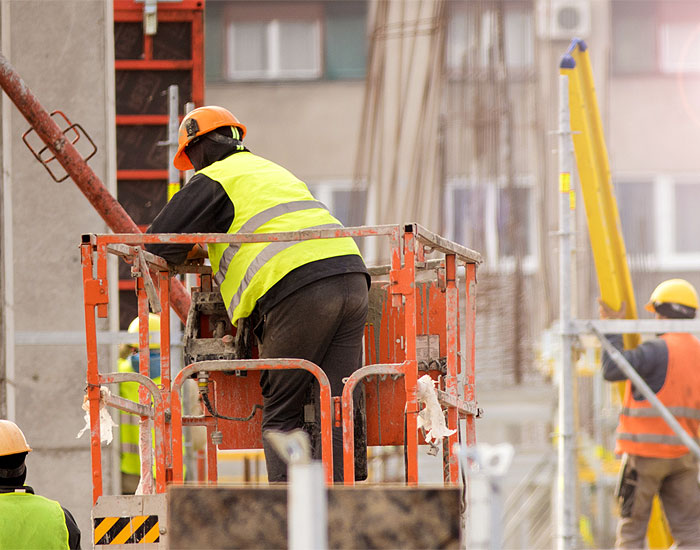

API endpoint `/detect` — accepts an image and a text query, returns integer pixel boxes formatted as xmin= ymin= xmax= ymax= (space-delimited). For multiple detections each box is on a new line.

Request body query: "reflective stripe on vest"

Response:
xmin=0 ymin=492 xmax=69 ymax=549
xmin=213 ymin=199 xmax=330 ymax=287
xmin=200 ymin=152 xmax=362 ymax=325
xmin=118 ymin=357 xmax=160 ymax=477
xmin=619 ymin=406 xmax=700 ymax=420
xmin=616 ymin=332 xmax=700 ymax=458
xmin=220 ymin=222 xmax=343 ymax=320
xmin=618 ymin=432 xmax=700 ymax=446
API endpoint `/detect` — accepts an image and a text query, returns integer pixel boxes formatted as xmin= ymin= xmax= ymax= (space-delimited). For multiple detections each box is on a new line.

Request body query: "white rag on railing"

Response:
xmin=416 ymin=374 xmax=456 ymax=444
xmin=76 ymin=386 xmax=117 ymax=445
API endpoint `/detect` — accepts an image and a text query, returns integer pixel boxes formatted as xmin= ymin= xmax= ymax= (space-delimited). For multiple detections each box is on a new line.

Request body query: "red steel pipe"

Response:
xmin=0 ymin=52 xmax=191 ymax=322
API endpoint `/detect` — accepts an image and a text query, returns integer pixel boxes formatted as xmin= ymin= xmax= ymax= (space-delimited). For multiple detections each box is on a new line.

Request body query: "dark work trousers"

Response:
xmin=257 ymin=272 xmax=369 ymax=482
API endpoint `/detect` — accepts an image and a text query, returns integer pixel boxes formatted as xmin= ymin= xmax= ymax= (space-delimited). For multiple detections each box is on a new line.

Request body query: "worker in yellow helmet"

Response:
xmin=118 ymin=313 xmax=162 ymax=494
xmin=0 ymin=420 xmax=81 ymax=548
xmin=144 ymin=106 xmax=369 ymax=482
xmin=598 ymin=279 xmax=700 ymax=548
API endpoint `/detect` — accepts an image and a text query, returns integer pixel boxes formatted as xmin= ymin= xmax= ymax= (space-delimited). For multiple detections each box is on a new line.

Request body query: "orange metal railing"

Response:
xmin=81 ymin=224 xmax=481 ymax=503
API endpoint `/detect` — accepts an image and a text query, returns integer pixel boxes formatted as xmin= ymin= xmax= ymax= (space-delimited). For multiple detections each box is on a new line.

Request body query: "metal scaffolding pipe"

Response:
xmin=0 ymin=52 xmax=191 ymax=323
xmin=590 ymin=324 xmax=700 ymax=461
xmin=557 ymin=73 xmax=577 ymax=550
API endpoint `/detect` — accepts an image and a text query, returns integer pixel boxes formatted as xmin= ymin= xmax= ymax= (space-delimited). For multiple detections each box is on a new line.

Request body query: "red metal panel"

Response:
xmin=116 ymin=115 xmax=171 ymax=125
xmin=363 ymin=281 xmax=447 ymax=446
xmin=115 ymin=60 xmax=194 ymax=70
xmin=117 ymin=170 xmax=169 ymax=180
xmin=114 ymin=0 xmax=205 ymax=321
xmin=115 ymin=0 xmax=204 ymax=14
xmin=210 ymin=371 xmax=265 ymax=449
xmin=190 ymin=7 xmax=204 ymax=106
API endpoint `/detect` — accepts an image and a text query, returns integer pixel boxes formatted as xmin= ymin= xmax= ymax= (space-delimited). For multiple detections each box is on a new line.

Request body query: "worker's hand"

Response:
xmin=598 ymin=298 xmax=626 ymax=320
xmin=185 ymin=243 xmax=208 ymax=261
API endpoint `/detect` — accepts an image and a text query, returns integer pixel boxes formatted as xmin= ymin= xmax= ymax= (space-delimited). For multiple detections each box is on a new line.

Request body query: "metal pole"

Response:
xmin=166 ymin=85 xmax=181 ymax=202
xmin=164 ymin=86 xmax=183 ymax=373
xmin=589 ymin=324 xmax=700 ymax=460
xmin=557 ymin=73 xmax=577 ymax=550
xmin=0 ymin=52 xmax=191 ymax=323
xmin=264 ymin=430 xmax=328 ymax=550
xmin=289 ymin=461 xmax=327 ymax=550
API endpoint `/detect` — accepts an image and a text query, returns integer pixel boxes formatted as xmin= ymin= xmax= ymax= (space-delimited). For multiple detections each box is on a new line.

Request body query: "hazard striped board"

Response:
xmin=94 ymin=515 xmax=160 ymax=545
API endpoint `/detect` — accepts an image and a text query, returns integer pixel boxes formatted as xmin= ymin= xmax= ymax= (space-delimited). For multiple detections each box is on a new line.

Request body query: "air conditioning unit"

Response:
xmin=537 ymin=0 xmax=591 ymax=41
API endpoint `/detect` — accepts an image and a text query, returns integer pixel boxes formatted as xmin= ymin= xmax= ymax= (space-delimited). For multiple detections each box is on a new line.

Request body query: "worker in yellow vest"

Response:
xmin=144 ymin=106 xmax=369 ymax=482
xmin=0 ymin=420 xmax=81 ymax=548
xmin=599 ymin=278 xmax=700 ymax=549
xmin=118 ymin=313 xmax=162 ymax=494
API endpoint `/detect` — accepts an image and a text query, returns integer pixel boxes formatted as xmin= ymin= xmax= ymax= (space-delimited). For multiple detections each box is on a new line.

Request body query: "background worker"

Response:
xmin=598 ymin=278 xmax=700 ymax=549
xmin=118 ymin=313 xmax=163 ymax=494
xmin=0 ymin=420 xmax=81 ymax=549
xmin=145 ymin=106 xmax=370 ymax=482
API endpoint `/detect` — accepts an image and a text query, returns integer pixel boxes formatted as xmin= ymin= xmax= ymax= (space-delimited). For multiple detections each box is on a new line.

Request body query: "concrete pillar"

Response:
xmin=0 ymin=0 xmax=116 ymax=539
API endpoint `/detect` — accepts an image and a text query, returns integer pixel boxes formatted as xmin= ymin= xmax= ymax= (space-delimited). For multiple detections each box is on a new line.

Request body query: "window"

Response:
xmin=612 ymin=1 xmax=700 ymax=75
xmin=615 ymin=175 xmax=700 ymax=269
xmin=226 ymin=4 xmax=322 ymax=81
xmin=614 ymin=180 xmax=655 ymax=265
xmin=206 ymin=1 xmax=367 ymax=82
xmin=444 ymin=178 xmax=537 ymax=272
xmin=309 ymin=180 xmax=367 ymax=227
xmin=325 ymin=1 xmax=367 ymax=80
xmin=447 ymin=2 xmax=534 ymax=76
xmin=673 ymin=182 xmax=700 ymax=253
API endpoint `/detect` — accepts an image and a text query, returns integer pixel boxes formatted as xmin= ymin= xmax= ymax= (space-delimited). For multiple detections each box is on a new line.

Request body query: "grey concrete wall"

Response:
xmin=206 ymin=80 xmax=365 ymax=184
xmin=0 ymin=0 xmax=115 ymax=541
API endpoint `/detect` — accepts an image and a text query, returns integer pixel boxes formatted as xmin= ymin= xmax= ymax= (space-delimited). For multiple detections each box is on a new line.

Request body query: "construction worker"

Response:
xmin=0 ymin=420 xmax=81 ymax=549
xmin=598 ymin=278 xmax=700 ymax=549
xmin=118 ymin=313 xmax=162 ymax=494
xmin=145 ymin=105 xmax=369 ymax=482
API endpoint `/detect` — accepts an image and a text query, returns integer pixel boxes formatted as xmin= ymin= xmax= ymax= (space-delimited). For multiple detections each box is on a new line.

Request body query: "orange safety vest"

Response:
xmin=616 ymin=333 xmax=700 ymax=458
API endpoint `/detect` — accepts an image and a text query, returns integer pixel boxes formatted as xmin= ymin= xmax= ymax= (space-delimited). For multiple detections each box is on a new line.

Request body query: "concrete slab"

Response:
xmin=168 ymin=485 xmax=461 ymax=549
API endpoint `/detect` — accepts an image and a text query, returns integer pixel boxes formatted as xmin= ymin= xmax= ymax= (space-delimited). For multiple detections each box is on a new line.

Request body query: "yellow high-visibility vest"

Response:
xmin=0 ymin=491 xmax=69 ymax=549
xmin=200 ymin=152 xmax=363 ymax=326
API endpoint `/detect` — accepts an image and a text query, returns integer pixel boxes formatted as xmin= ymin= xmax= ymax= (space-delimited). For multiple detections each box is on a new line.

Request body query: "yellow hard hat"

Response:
xmin=645 ymin=279 xmax=699 ymax=312
xmin=127 ymin=313 xmax=161 ymax=349
xmin=0 ymin=420 xmax=32 ymax=457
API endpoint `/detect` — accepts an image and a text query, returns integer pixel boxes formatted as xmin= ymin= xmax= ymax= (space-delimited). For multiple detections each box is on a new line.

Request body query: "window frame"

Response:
xmin=224 ymin=2 xmax=324 ymax=82
xmin=309 ymin=179 xmax=367 ymax=226
xmin=309 ymin=178 xmax=368 ymax=255
xmin=446 ymin=0 xmax=535 ymax=81
xmin=443 ymin=176 xmax=538 ymax=273
xmin=615 ymin=173 xmax=700 ymax=270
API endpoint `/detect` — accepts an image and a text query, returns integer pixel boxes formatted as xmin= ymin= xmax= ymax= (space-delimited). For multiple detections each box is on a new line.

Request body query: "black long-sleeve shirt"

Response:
xmin=147 ymin=173 xmax=233 ymax=265
xmin=601 ymin=333 xmax=669 ymax=401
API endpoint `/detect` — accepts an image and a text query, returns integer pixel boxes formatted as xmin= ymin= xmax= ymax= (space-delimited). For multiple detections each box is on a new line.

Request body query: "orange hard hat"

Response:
xmin=173 ymin=106 xmax=247 ymax=171
xmin=0 ymin=420 xmax=32 ymax=457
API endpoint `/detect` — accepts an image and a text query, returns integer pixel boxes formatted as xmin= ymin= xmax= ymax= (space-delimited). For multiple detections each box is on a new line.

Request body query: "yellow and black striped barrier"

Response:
xmin=94 ymin=515 xmax=160 ymax=545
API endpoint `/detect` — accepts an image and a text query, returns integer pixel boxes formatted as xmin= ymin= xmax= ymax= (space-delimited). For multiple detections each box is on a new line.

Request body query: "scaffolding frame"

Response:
xmin=557 ymin=40 xmax=700 ymax=550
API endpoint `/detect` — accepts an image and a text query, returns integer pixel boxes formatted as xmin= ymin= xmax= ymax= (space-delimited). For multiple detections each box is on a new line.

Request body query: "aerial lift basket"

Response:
xmin=81 ymin=223 xmax=481 ymax=546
